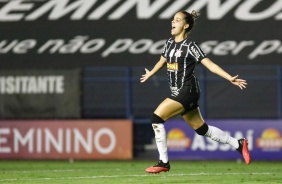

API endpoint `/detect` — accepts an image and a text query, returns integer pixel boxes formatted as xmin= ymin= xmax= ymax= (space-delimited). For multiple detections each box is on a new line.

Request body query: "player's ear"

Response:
xmin=184 ymin=24 xmax=189 ymax=30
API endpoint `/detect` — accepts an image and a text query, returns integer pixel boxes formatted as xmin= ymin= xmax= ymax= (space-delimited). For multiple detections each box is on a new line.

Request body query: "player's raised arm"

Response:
xmin=201 ymin=58 xmax=247 ymax=90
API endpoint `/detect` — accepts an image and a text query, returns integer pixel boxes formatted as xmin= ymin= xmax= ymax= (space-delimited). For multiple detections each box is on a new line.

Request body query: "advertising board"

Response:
xmin=0 ymin=120 xmax=133 ymax=160
xmin=0 ymin=0 xmax=281 ymax=68
xmin=166 ymin=119 xmax=282 ymax=160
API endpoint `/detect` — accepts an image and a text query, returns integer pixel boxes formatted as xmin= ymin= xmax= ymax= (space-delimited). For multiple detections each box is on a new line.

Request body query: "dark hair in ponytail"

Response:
xmin=181 ymin=10 xmax=199 ymax=33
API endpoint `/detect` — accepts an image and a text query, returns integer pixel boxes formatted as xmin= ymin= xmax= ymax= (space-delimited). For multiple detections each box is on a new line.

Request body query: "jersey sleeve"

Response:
xmin=188 ymin=42 xmax=206 ymax=63
xmin=161 ymin=38 xmax=170 ymax=59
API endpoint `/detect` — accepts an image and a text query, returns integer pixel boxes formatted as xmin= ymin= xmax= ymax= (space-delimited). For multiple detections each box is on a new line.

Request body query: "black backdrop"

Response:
xmin=0 ymin=0 xmax=281 ymax=69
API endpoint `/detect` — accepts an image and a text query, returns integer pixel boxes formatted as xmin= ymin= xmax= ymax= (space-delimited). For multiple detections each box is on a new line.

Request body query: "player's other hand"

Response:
xmin=140 ymin=68 xmax=151 ymax=83
xmin=230 ymin=75 xmax=247 ymax=90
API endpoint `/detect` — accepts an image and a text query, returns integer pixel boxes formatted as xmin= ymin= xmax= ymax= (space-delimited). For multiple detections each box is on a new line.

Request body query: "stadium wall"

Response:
xmin=0 ymin=0 xmax=281 ymax=160
xmin=1 ymin=119 xmax=281 ymax=161
xmin=0 ymin=0 xmax=281 ymax=119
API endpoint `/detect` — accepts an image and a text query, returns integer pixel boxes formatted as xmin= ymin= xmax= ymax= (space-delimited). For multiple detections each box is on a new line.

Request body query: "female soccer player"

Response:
xmin=140 ymin=10 xmax=251 ymax=174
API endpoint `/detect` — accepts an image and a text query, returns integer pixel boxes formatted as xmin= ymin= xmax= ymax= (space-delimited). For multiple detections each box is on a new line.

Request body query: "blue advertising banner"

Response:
xmin=165 ymin=119 xmax=282 ymax=161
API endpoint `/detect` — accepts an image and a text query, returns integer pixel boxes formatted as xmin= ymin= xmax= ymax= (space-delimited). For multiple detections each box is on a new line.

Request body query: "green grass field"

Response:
xmin=0 ymin=160 xmax=281 ymax=184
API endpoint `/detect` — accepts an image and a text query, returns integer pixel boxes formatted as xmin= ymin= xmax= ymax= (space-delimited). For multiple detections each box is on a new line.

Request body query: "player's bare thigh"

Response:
xmin=154 ymin=98 xmax=184 ymax=120
xmin=182 ymin=107 xmax=205 ymax=130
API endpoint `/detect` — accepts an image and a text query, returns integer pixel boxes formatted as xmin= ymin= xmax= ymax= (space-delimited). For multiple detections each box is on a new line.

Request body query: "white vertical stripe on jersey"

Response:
xmin=181 ymin=42 xmax=191 ymax=89
xmin=165 ymin=37 xmax=173 ymax=57
xmin=175 ymin=39 xmax=187 ymax=88
xmin=166 ymin=38 xmax=174 ymax=87
xmin=169 ymin=41 xmax=176 ymax=87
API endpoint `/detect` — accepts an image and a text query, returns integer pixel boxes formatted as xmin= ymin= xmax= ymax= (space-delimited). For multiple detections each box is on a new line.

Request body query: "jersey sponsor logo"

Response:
xmin=170 ymin=86 xmax=180 ymax=97
xmin=167 ymin=62 xmax=178 ymax=71
xmin=0 ymin=0 xmax=281 ymax=21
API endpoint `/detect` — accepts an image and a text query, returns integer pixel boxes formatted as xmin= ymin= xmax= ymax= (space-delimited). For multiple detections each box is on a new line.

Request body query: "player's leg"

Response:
xmin=182 ymin=107 xmax=251 ymax=165
xmin=182 ymin=107 xmax=239 ymax=146
xmin=145 ymin=98 xmax=184 ymax=174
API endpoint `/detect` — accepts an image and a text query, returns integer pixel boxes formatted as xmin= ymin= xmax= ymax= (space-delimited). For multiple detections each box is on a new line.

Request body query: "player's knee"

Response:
xmin=151 ymin=113 xmax=165 ymax=134
xmin=195 ymin=123 xmax=209 ymax=136
xmin=151 ymin=113 xmax=165 ymax=124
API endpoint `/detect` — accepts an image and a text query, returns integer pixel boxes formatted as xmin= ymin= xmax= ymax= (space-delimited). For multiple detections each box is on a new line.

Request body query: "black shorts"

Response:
xmin=168 ymin=85 xmax=200 ymax=115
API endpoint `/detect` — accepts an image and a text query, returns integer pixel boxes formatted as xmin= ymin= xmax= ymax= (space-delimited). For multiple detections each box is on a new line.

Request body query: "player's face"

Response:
xmin=171 ymin=12 xmax=188 ymax=36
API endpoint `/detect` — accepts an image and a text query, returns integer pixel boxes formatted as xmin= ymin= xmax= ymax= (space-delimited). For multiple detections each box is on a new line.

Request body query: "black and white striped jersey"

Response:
xmin=162 ymin=37 xmax=206 ymax=93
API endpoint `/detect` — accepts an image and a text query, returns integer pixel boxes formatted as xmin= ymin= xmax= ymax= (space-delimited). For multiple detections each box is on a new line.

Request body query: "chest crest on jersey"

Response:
xmin=175 ymin=49 xmax=183 ymax=57
xmin=169 ymin=49 xmax=183 ymax=58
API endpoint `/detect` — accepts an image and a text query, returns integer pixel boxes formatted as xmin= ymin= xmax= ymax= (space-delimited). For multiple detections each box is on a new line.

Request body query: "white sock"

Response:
xmin=152 ymin=123 xmax=168 ymax=163
xmin=205 ymin=125 xmax=239 ymax=149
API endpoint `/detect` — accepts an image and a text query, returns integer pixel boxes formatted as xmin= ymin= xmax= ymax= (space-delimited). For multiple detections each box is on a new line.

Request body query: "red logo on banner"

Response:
xmin=0 ymin=120 xmax=132 ymax=160
xmin=167 ymin=128 xmax=191 ymax=151
xmin=256 ymin=128 xmax=282 ymax=151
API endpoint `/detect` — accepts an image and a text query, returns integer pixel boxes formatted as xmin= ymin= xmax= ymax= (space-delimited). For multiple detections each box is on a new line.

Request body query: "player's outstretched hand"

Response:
xmin=230 ymin=75 xmax=247 ymax=90
xmin=140 ymin=68 xmax=151 ymax=83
